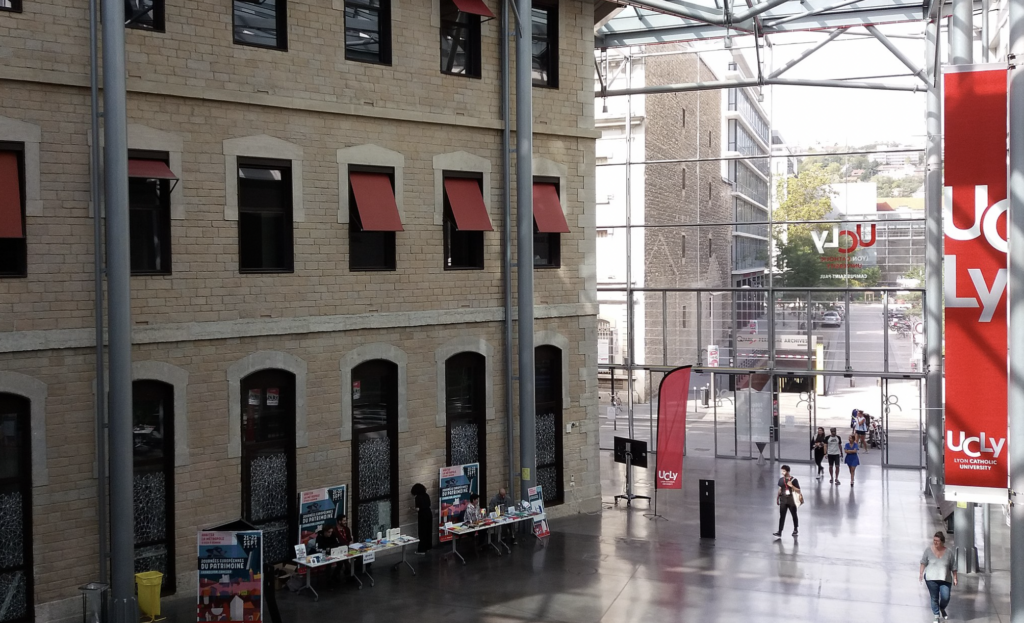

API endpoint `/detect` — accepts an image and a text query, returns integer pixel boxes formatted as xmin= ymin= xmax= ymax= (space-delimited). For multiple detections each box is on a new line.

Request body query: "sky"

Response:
xmin=697 ymin=24 xmax=930 ymax=150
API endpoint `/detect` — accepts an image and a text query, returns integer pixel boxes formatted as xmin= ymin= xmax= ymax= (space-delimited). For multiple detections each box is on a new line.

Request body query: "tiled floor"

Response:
xmin=169 ymin=453 xmax=1010 ymax=622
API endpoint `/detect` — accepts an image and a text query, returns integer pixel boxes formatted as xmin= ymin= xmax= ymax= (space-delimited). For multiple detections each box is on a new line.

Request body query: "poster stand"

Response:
xmin=644 ymin=451 xmax=665 ymax=521
xmin=197 ymin=519 xmax=263 ymax=623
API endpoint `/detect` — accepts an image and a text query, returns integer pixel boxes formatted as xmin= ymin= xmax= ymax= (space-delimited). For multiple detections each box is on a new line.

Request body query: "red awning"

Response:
xmin=0 ymin=152 xmax=23 ymax=239
xmin=128 ymin=159 xmax=178 ymax=180
xmin=533 ymin=183 xmax=570 ymax=233
xmin=350 ymin=172 xmax=404 ymax=231
xmin=444 ymin=178 xmax=493 ymax=231
xmin=452 ymin=0 xmax=495 ymax=17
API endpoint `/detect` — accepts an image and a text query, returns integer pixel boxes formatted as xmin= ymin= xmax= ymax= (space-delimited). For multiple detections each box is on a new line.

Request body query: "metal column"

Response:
xmin=501 ymin=0 xmax=515 ymax=497
xmin=949 ymin=0 xmax=977 ymax=567
xmin=924 ymin=17 xmax=944 ymax=500
xmin=101 ymin=0 xmax=137 ymax=619
xmin=1007 ymin=0 xmax=1024 ymax=608
xmin=515 ymin=0 xmax=536 ymax=502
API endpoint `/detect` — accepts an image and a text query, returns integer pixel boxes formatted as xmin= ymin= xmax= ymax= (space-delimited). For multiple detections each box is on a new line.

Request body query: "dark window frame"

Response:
xmin=439 ymin=0 xmax=481 ymax=78
xmin=442 ymin=173 xmax=485 ymax=271
xmin=535 ymin=346 xmax=564 ymax=506
xmin=348 ymin=165 xmax=397 ymax=272
xmin=351 ymin=359 xmax=400 ymax=541
xmin=0 ymin=393 xmax=33 ymax=623
xmin=240 ymin=370 xmax=297 ymax=564
xmin=345 ymin=0 xmax=392 ymax=65
xmin=444 ymin=352 xmax=487 ymax=494
xmin=125 ymin=0 xmax=166 ymax=32
xmin=0 ymin=0 xmax=23 ymax=12
xmin=237 ymin=157 xmax=294 ymax=274
xmin=233 ymin=0 xmax=288 ymax=51
xmin=0 ymin=142 xmax=27 ymax=279
xmin=533 ymin=176 xmax=561 ymax=269
xmin=128 ymin=149 xmax=173 ymax=276
xmin=132 ymin=380 xmax=176 ymax=595
xmin=531 ymin=2 xmax=558 ymax=88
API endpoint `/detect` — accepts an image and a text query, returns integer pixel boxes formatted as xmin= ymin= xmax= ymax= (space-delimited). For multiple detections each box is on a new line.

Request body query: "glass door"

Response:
xmin=776 ymin=375 xmax=815 ymax=462
xmin=881 ymin=377 xmax=924 ymax=468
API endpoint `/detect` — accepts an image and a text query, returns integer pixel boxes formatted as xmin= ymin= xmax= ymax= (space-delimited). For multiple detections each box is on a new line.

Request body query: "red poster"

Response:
xmin=656 ymin=366 xmax=691 ymax=489
xmin=943 ymin=65 xmax=1009 ymax=503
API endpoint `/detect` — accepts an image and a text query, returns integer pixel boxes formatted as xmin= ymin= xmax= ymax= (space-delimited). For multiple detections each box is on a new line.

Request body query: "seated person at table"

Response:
xmin=316 ymin=521 xmax=342 ymax=552
xmin=463 ymin=494 xmax=483 ymax=523
xmin=489 ymin=487 xmax=517 ymax=545
xmin=336 ymin=515 xmax=353 ymax=546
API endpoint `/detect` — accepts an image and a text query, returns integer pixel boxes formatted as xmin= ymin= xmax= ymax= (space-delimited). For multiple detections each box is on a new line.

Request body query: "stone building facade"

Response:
xmin=0 ymin=0 xmax=599 ymax=620
xmin=642 ymin=47 xmax=732 ymax=368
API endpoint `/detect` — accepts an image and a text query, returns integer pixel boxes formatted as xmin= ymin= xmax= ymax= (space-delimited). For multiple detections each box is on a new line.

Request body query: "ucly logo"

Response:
xmin=658 ymin=470 xmax=679 ymax=483
xmin=946 ymin=430 xmax=1006 ymax=459
xmin=943 ymin=184 xmax=1008 ymax=322
xmin=812 ymin=224 xmax=877 ymax=254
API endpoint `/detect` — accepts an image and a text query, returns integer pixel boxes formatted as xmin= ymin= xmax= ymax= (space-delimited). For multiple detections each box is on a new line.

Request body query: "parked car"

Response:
xmin=821 ymin=311 xmax=842 ymax=327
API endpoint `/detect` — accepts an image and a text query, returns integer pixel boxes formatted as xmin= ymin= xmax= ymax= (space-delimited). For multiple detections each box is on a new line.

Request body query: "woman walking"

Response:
xmin=844 ymin=433 xmax=860 ymax=486
xmin=411 ymin=483 xmax=433 ymax=554
xmin=773 ymin=464 xmax=802 ymax=538
xmin=811 ymin=426 xmax=826 ymax=480
xmin=919 ymin=531 xmax=957 ymax=622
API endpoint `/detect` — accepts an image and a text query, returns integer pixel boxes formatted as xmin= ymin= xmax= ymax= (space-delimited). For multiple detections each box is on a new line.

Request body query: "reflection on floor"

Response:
xmin=163 ymin=453 xmax=1009 ymax=622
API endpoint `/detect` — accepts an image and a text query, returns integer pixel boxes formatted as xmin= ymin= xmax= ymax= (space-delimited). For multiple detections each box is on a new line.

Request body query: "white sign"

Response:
xmin=598 ymin=338 xmax=610 ymax=365
xmin=735 ymin=334 xmax=819 ymax=351
xmin=708 ymin=345 xmax=720 ymax=367
xmin=362 ymin=550 xmax=375 ymax=563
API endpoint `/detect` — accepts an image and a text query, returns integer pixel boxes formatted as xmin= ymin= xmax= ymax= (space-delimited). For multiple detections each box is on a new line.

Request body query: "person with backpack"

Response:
xmin=773 ymin=464 xmax=802 ymax=538
xmin=825 ymin=427 xmax=844 ymax=485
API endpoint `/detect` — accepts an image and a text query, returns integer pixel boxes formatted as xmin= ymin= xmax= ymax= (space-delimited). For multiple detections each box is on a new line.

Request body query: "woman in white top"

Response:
xmin=919 ymin=531 xmax=957 ymax=622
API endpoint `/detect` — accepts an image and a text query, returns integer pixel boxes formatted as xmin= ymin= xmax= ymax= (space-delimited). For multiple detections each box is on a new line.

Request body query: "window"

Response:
xmin=531 ymin=4 xmax=557 ymax=87
xmin=345 ymin=0 xmax=391 ymax=64
xmin=535 ymin=346 xmax=563 ymax=505
xmin=0 ymin=0 xmax=22 ymax=12
xmin=132 ymin=381 xmax=176 ymax=594
xmin=129 ymin=154 xmax=174 ymax=275
xmin=126 ymin=0 xmax=165 ymax=31
xmin=234 ymin=0 xmax=287 ymax=50
xmin=349 ymin=169 xmax=401 ymax=271
xmin=238 ymin=161 xmax=293 ymax=273
xmin=681 ymin=234 xmax=686 ymax=258
xmin=0 ymin=147 xmax=26 ymax=278
xmin=440 ymin=0 xmax=483 ymax=77
xmin=445 ymin=353 xmax=487 ymax=492
xmin=351 ymin=360 xmax=399 ymax=540
xmin=533 ymin=180 xmax=568 ymax=268
xmin=443 ymin=176 xmax=490 ymax=270
xmin=0 ymin=393 xmax=32 ymax=622
xmin=241 ymin=370 xmax=296 ymax=564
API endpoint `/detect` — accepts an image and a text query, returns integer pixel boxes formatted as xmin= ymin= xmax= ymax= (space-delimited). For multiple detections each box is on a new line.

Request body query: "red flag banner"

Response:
xmin=943 ymin=64 xmax=1009 ymax=504
xmin=656 ymin=366 xmax=691 ymax=489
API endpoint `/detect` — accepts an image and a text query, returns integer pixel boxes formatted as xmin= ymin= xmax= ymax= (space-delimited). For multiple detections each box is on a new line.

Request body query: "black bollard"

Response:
xmin=699 ymin=479 xmax=715 ymax=539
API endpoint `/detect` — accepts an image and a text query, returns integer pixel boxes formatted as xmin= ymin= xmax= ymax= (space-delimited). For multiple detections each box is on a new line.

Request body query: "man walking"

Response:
xmin=773 ymin=464 xmax=802 ymax=538
xmin=826 ymin=427 xmax=844 ymax=485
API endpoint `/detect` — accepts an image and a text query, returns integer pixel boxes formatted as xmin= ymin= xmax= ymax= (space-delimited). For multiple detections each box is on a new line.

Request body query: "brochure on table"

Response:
xmin=197 ymin=523 xmax=262 ymax=622
xmin=298 ymin=484 xmax=347 ymax=546
xmin=438 ymin=462 xmax=480 ymax=542
xmin=527 ymin=485 xmax=550 ymax=538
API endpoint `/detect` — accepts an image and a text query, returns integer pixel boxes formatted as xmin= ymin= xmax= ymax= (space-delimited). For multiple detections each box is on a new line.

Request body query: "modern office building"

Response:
xmin=0 ymin=1 xmax=599 ymax=620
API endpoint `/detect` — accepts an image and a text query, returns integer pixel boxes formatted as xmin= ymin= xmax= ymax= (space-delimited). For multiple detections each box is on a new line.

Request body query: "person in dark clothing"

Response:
xmin=336 ymin=515 xmax=353 ymax=546
xmin=811 ymin=427 xmax=827 ymax=480
xmin=773 ymin=464 xmax=801 ymax=538
xmin=412 ymin=483 xmax=433 ymax=554
xmin=315 ymin=523 xmax=342 ymax=552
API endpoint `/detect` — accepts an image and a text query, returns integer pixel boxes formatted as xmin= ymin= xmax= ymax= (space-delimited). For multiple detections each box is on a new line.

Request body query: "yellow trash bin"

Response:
xmin=134 ymin=571 xmax=164 ymax=622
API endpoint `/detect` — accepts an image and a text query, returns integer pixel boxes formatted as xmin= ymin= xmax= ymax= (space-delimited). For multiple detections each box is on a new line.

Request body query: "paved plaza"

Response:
xmin=165 ymin=453 xmax=1009 ymax=622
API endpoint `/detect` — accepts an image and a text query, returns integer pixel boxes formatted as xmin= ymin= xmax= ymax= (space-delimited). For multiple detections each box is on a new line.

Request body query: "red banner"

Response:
xmin=943 ymin=65 xmax=1009 ymax=503
xmin=656 ymin=366 xmax=691 ymax=489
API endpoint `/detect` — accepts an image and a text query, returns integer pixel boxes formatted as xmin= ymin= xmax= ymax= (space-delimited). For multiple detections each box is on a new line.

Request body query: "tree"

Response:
xmin=773 ymin=162 xmax=841 ymax=287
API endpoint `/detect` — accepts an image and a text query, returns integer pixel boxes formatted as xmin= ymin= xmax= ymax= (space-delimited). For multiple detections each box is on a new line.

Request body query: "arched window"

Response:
xmin=445 ymin=352 xmax=487 ymax=492
xmin=351 ymin=360 xmax=399 ymax=541
xmin=535 ymin=346 xmax=564 ymax=505
xmin=132 ymin=381 xmax=176 ymax=595
xmin=0 ymin=393 xmax=31 ymax=623
xmin=240 ymin=370 xmax=296 ymax=565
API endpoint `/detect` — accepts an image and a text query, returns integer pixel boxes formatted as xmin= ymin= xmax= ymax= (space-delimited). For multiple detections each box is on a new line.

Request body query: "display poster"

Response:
xmin=247 ymin=390 xmax=261 ymax=406
xmin=197 ymin=530 xmax=262 ymax=622
xmin=527 ymin=485 xmax=550 ymax=538
xmin=266 ymin=389 xmax=279 ymax=406
xmin=656 ymin=366 xmax=691 ymax=489
xmin=943 ymin=64 xmax=1009 ymax=503
xmin=298 ymin=485 xmax=347 ymax=546
xmin=438 ymin=463 xmax=480 ymax=542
